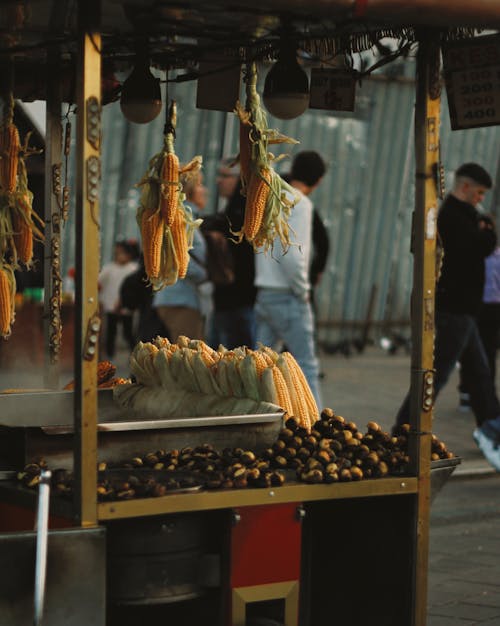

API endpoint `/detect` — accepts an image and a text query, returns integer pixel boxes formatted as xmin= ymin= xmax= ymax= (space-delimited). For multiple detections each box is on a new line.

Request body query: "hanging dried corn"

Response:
xmin=136 ymin=100 xmax=202 ymax=290
xmin=0 ymin=262 xmax=16 ymax=338
xmin=0 ymin=90 xmax=44 ymax=268
xmin=11 ymin=153 xmax=44 ymax=267
xmin=0 ymin=94 xmax=18 ymax=262
xmin=234 ymin=62 xmax=300 ymax=252
xmin=0 ymin=94 xmax=20 ymax=194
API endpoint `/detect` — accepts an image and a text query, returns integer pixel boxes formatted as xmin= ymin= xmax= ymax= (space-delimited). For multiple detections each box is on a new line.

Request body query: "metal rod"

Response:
xmin=33 ymin=469 xmax=52 ymax=626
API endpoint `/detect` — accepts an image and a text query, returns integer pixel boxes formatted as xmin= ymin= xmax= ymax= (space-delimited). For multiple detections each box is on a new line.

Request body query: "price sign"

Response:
xmin=309 ymin=68 xmax=356 ymax=111
xmin=442 ymin=34 xmax=500 ymax=130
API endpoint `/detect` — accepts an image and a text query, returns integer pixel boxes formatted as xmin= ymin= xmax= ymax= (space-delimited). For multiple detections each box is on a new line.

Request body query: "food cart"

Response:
xmin=1 ymin=2 xmax=499 ymax=625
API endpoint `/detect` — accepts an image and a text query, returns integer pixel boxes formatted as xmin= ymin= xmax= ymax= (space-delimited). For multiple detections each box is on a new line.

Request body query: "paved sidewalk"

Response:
xmin=318 ymin=345 xmax=495 ymax=479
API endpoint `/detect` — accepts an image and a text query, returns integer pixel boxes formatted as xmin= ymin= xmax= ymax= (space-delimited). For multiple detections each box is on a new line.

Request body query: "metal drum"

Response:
xmin=106 ymin=512 xmax=211 ymax=605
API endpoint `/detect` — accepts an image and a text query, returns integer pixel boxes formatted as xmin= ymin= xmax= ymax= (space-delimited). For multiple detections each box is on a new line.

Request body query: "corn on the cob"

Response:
xmin=140 ymin=207 xmax=164 ymax=279
xmin=191 ymin=351 xmax=221 ymax=395
xmin=159 ymin=152 xmax=179 ymax=227
xmin=283 ymin=351 xmax=319 ymax=424
xmin=278 ymin=353 xmax=310 ymax=431
xmin=154 ymin=349 xmax=177 ymax=389
xmin=152 ymin=336 xmax=171 ymax=349
xmin=259 ymin=366 xmax=278 ymax=405
xmin=251 ymin=350 xmax=269 ymax=377
xmin=238 ymin=354 xmax=260 ymax=401
xmin=0 ymin=263 xmax=16 ymax=338
xmin=258 ymin=344 xmax=279 ymax=363
xmin=12 ymin=193 xmax=33 ymax=265
xmin=234 ymin=63 xmax=299 ymax=252
xmin=171 ymin=206 xmax=189 ymax=279
xmin=243 ymin=168 xmax=271 ymax=241
xmin=272 ymin=365 xmax=294 ymax=417
xmin=0 ymin=123 xmax=20 ymax=193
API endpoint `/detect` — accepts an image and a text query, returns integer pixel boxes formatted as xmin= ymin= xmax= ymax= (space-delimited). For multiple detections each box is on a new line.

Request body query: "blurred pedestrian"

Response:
xmin=254 ymin=151 xmax=326 ymax=407
xmin=394 ymin=162 xmax=500 ymax=471
xmin=459 ymin=214 xmax=500 ymax=409
xmin=119 ymin=254 xmax=168 ymax=343
xmin=207 ymin=158 xmax=257 ymax=349
xmin=152 ymin=170 xmax=208 ymax=341
xmin=99 ymin=239 xmax=139 ymax=358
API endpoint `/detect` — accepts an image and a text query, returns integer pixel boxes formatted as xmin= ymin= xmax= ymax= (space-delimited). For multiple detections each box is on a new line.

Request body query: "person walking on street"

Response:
xmin=394 ymin=162 xmax=500 ymax=470
xmin=99 ymin=239 xmax=139 ymax=358
xmin=208 ymin=158 xmax=257 ymax=349
xmin=254 ymin=151 xmax=326 ymax=408
xmin=459 ymin=215 xmax=500 ymax=410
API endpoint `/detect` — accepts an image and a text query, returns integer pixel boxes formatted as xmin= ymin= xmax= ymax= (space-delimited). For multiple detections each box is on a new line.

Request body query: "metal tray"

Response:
xmin=0 ymin=389 xmax=284 ymax=431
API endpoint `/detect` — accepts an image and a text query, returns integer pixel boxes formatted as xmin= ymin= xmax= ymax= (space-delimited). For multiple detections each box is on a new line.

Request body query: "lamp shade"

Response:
xmin=120 ymin=61 xmax=162 ymax=124
xmin=263 ymin=51 xmax=309 ymax=120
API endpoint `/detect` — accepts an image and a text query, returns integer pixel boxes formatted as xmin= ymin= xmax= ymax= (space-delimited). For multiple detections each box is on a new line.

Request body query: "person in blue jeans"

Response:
xmin=254 ymin=151 xmax=326 ymax=408
xmin=395 ymin=162 xmax=500 ymax=471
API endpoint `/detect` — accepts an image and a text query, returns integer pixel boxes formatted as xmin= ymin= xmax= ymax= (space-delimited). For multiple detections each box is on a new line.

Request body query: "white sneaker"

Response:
xmin=473 ymin=427 xmax=500 ymax=471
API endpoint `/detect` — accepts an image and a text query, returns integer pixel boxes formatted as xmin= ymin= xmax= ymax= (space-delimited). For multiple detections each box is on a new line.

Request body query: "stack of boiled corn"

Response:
xmin=136 ymin=100 xmax=202 ymax=290
xmin=113 ymin=336 xmax=319 ymax=429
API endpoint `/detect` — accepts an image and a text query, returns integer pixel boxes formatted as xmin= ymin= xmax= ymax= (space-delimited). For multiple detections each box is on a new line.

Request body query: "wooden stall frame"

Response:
xmin=73 ymin=0 xmax=101 ymax=527
xmin=2 ymin=3 xmax=498 ymax=624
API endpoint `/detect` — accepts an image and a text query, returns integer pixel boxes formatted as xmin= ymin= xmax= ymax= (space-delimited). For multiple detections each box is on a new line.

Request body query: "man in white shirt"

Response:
xmin=255 ymin=151 xmax=326 ymax=407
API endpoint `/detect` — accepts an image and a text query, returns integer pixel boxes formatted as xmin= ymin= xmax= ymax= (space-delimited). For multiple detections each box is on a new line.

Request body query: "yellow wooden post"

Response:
xmin=409 ymin=33 xmax=441 ymax=625
xmin=73 ymin=0 xmax=101 ymax=526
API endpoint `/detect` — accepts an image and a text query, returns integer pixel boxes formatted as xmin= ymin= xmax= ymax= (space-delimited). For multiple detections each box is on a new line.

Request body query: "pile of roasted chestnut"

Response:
xmin=16 ymin=408 xmax=454 ymax=498
xmin=265 ymin=409 xmax=454 ymax=484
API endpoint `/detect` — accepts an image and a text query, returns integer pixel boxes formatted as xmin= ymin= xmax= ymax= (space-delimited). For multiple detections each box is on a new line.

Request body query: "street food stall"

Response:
xmin=1 ymin=2 xmax=499 ymax=625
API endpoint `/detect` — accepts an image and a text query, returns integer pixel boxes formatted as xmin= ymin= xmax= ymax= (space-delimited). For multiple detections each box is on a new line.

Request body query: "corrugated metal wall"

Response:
xmin=61 ymin=64 xmax=500 ymax=343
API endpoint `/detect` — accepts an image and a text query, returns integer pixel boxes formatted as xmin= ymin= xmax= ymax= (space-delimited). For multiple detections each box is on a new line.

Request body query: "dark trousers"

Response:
xmin=396 ymin=310 xmax=500 ymax=427
xmin=105 ymin=312 xmax=135 ymax=357
xmin=211 ymin=306 xmax=256 ymax=350
xmin=460 ymin=302 xmax=500 ymax=394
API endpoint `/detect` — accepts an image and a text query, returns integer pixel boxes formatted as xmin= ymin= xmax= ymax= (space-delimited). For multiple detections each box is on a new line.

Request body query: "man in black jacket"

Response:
xmin=395 ymin=162 xmax=500 ymax=470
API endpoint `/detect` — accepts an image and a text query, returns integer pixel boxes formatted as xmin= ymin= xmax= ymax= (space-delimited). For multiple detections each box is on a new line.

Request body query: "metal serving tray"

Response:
xmin=0 ymin=389 xmax=284 ymax=431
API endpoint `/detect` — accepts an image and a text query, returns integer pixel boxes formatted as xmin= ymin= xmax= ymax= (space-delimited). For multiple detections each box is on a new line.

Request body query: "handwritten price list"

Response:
xmin=443 ymin=34 xmax=500 ymax=130
xmin=448 ymin=66 xmax=500 ymax=129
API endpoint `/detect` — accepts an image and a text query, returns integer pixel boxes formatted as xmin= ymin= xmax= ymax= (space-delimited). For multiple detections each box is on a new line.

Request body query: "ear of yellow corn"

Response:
xmin=283 ymin=351 xmax=319 ymax=424
xmin=136 ymin=101 xmax=203 ymax=290
xmin=243 ymin=168 xmax=271 ymax=241
xmin=11 ymin=206 xmax=32 ymax=265
xmin=251 ymin=350 xmax=269 ymax=377
xmin=0 ymin=263 xmax=16 ymax=338
xmin=234 ymin=63 xmax=300 ymax=252
xmin=272 ymin=365 xmax=294 ymax=417
xmin=278 ymin=353 xmax=311 ymax=431
xmin=0 ymin=123 xmax=20 ymax=193
xmin=170 ymin=206 xmax=189 ymax=279
xmin=159 ymin=152 xmax=179 ymax=227
xmin=140 ymin=207 xmax=164 ymax=279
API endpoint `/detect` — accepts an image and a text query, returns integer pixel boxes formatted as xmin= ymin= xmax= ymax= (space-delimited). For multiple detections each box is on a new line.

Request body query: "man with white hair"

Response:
xmin=395 ymin=162 xmax=500 ymax=470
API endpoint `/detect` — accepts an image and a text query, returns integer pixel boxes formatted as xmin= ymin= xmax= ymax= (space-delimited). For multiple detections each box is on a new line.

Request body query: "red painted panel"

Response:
xmin=0 ymin=502 xmax=72 ymax=531
xmin=231 ymin=503 xmax=302 ymax=588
